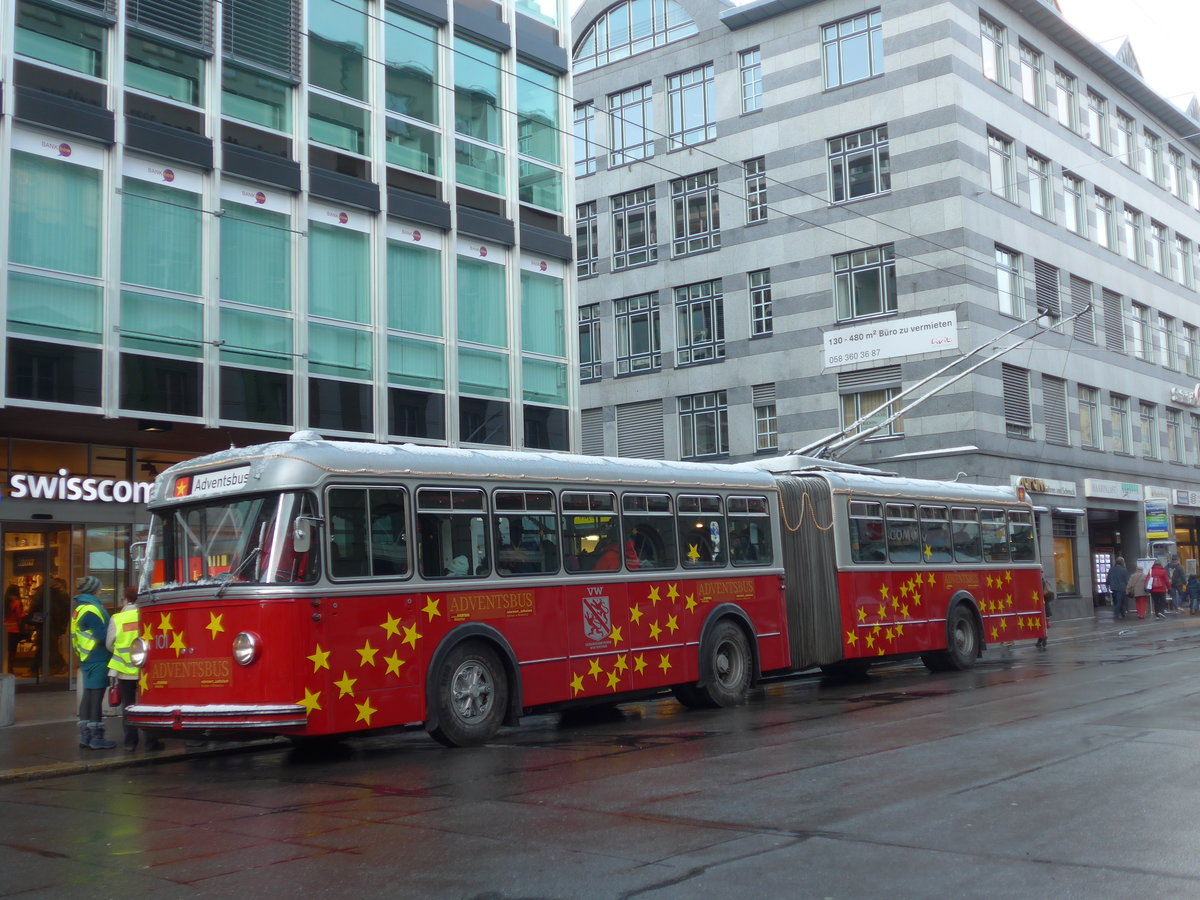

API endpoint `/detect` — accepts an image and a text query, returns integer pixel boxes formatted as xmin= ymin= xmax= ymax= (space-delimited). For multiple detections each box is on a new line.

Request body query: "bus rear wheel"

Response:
xmin=427 ymin=641 xmax=508 ymax=748
xmin=674 ymin=620 xmax=752 ymax=709
xmin=922 ymin=604 xmax=979 ymax=672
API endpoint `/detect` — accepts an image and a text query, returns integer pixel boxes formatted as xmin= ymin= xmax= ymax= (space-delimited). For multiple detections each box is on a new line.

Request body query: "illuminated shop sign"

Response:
xmin=5 ymin=470 xmax=153 ymax=504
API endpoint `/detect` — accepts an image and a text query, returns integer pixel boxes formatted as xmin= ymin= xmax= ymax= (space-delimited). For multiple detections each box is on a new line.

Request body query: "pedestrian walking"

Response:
xmin=1129 ymin=564 xmax=1149 ymax=619
xmin=70 ymin=575 xmax=115 ymax=750
xmin=1188 ymin=573 xmax=1200 ymax=615
xmin=1149 ymin=559 xmax=1171 ymax=619
xmin=106 ymin=587 xmax=162 ymax=752
xmin=1107 ymin=557 xmax=1130 ymax=620
xmin=1167 ymin=555 xmax=1186 ymax=612
xmin=1036 ymin=573 xmax=1054 ymax=649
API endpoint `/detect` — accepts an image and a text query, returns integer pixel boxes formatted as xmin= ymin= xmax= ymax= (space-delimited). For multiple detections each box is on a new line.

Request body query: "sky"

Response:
xmin=1029 ymin=0 xmax=1196 ymax=111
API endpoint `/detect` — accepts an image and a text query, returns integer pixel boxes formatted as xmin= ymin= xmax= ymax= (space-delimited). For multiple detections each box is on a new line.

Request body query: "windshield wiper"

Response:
xmin=215 ymin=546 xmax=261 ymax=598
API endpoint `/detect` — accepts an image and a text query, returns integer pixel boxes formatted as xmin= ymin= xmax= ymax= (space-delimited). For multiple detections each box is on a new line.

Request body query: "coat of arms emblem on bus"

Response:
xmin=582 ymin=594 xmax=612 ymax=642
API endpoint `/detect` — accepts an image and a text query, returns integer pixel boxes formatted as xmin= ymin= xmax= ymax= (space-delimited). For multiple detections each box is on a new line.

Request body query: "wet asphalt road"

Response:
xmin=5 ymin=627 xmax=1200 ymax=899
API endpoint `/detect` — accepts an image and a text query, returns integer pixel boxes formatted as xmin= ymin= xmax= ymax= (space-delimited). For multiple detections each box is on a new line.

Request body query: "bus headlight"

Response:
xmin=232 ymin=632 xmax=260 ymax=666
xmin=130 ymin=637 xmax=148 ymax=668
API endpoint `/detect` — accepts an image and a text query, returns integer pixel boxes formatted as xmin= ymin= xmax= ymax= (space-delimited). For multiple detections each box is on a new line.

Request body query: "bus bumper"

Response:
xmin=126 ymin=703 xmax=308 ymax=730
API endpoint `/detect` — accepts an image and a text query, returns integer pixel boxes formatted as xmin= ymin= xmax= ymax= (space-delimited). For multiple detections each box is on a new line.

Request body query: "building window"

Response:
xmin=679 ymin=390 xmax=728 ymax=458
xmin=745 ymin=157 xmax=767 ymax=223
xmin=675 ymin=280 xmax=724 ymax=365
xmin=1095 ymin=190 xmax=1117 ymax=251
xmin=1028 ymin=153 xmax=1052 ymax=220
xmin=995 ymin=245 xmax=1024 ymax=317
xmin=979 ymin=14 xmax=1008 ymax=87
xmin=613 ymin=293 xmax=661 ymax=375
xmin=749 ymin=268 xmax=772 ymax=336
xmin=1155 ymin=313 xmax=1176 ymax=369
xmin=839 ymin=366 xmax=903 ymax=438
xmin=822 ymin=9 xmax=883 ymax=89
xmin=1192 ymin=163 xmax=1200 ymax=213
xmin=574 ymin=103 xmax=597 ymax=176
xmin=1110 ymin=394 xmax=1132 ymax=454
xmin=1033 ymin=259 xmax=1060 ymax=322
xmin=1175 ymin=236 xmax=1195 ymax=290
xmin=573 ymin=0 xmax=698 ymax=73
xmin=753 ymin=383 xmax=777 ymax=451
xmin=608 ymin=84 xmax=653 ymax=165
xmin=670 ymin=171 xmax=720 ymax=256
xmin=1116 ymin=111 xmax=1137 ymax=170
xmin=1168 ymin=148 xmax=1186 ymax=200
xmin=1079 ymin=385 xmax=1101 ymax=449
xmin=1142 ymin=129 xmax=1165 ymax=186
xmin=988 ymin=130 xmax=1016 ymax=201
xmin=15 ymin=1 xmax=108 ymax=77
xmin=1123 ymin=206 xmax=1144 ymax=265
xmin=1069 ymin=275 xmax=1095 ymax=344
xmin=1192 ymin=415 xmax=1200 ymax=467
xmin=612 ymin=186 xmax=657 ymax=269
xmin=1150 ymin=222 xmax=1170 ymax=277
xmin=1063 ymin=173 xmax=1086 ymax=237
xmin=1085 ymin=89 xmax=1108 ymax=150
xmin=1054 ymin=67 xmax=1079 ymax=132
xmin=834 ymin=244 xmax=896 ymax=320
xmin=667 ymin=63 xmax=715 ymax=149
xmin=576 ymin=202 xmax=598 ymax=278
xmin=740 ymin=48 xmax=762 ymax=112
xmin=1130 ymin=303 xmax=1151 ymax=361
xmin=1043 ymin=375 xmax=1069 ymax=445
xmin=1002 ymin=364 xmax=1031 ymax=438
xmin=1179 ymin=324 xmax=1198 ymax=378
xmin=578 ymin=304 xmax=601 ymax=381
xmin=1019 ymin=42 xmax=1045 ymax=111
xmin=828 ymin=125 xmax=890 ymax=202
xmin=1139 ymin=402 xmax=1159 ymax=458
xmin=1168 ymin=408 xmax=1184 ymax=463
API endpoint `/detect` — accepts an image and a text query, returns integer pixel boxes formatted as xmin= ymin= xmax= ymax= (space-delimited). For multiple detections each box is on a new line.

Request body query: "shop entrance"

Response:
xmin=3 ymin=528 xmax=72 ymax=683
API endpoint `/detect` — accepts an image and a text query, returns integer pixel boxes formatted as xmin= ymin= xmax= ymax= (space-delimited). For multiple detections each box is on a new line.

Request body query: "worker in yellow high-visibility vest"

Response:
xmin=69 ymin=576 xmax=114 ymax=750
xmin=107 ymin=587 xmax=162 ymax=752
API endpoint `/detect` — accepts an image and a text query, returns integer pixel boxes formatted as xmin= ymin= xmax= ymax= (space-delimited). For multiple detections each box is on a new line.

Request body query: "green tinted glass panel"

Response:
xmin=220 ymin=308 xmax=293 ymax=369
xmin=222 ymin=65 xmax=291 ymax=131
xmin=9 ymin=152 xmax=102 ymax=277
xmin=309 ymin=223 xmax=369 ymax=323
xmin=454 ymin=37 xmax=500 ymax=143
xmin=523 ymin=357 xmax=566 ymax=404
xmin=121 ymin=180 xmax=202 ymax=296
xmin=518 ymin=160 xmax=562 ymax=211
xmin=386 ymin=118 xmax=440 ymax=175
xmin=220 ymin=203 xmax=291 ymax=309
xmin=459 ymin=346 xmax=509 ymax=398
xmin=457 ymin=256 xmax=506 ymax=347
xmin=309 ymin=322 xmax=372 ymax=378
xmin=7 ymin=272 xmax=102 ymax=343
xmin=520 ymin=270 xmax=564 ymax=356
xmin=455 ymin=140 xmax=504 ymax=194
xmin=385 ymin=10 xmax=438 ymax=124
xmin=517 ymin=63 xmax=559 ymax=165
xmin=16 ymin=3 xmax=106 ymax=76
xmin=308 ymin=0 xmax=366 ymax=99
xmin=387 ymin=241 xmax=442 ymax=334
xmin=126 ymin=37 xmax=204 ymax=105
xmin=120 ymin=291 xmax=203 ymax=357
xmin=388 ymin=335 xmax=445 ymax=389
xmin=309 ymin=93 xmax=367 ymax=153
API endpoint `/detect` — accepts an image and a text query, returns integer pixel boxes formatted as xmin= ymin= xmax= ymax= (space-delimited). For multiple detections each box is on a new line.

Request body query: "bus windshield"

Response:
xmin=142 ymin=491 xmax=318 ymax=590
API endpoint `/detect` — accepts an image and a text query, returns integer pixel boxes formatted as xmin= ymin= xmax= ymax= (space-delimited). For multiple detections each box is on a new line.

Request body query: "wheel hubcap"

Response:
xmin=450 ymin=661 xmax=493 ymax=721
xmin=715 ymin=640 xmax=742 ymax=687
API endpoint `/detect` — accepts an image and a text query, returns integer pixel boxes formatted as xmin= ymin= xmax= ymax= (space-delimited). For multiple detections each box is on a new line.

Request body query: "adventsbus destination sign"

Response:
xmin=5 ymin=469 xmax=154 ymax=504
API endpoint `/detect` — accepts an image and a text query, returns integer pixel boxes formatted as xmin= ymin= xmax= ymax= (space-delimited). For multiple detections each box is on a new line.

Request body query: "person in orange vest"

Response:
xmin=70 ymin=576 xmax=115 ymax=750
xmin=107 ymin=587 xmax=162 ymax=752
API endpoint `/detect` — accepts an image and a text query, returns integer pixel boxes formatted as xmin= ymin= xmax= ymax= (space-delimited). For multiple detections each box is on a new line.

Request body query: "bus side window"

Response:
xmin=885 ymin=504 xmax=920 ymax=563
xmin=980 ymin=509 xmax=1009 ymax=562
xmin=328 ymin=489 xmax=369 ymax=578
xmin=417 ymin=488 xmax=488 ymax=578
xmin=919 ymin=506 xmax=952 ymax=563
xmin=848 ymin=500 xmax=885 ymax=563
xmin=951 ymin=507 xmax=982 ymax=562
xmin=1008 ymin=510 xmax=1036 ymax=561
xmin=729 ymin=496 xmax=772 ymax=566
xmin=561 ymin=491 xmax=618 ymax=572
xmin=493 ymin=491 xmax=558 ymax=576
xmin=679 ymin=495 xmax=725 ymax=568
xmin=368 ymin=489 xmax=408 ymax=576
xmin=621 ymin=493 xmax=676 ymax=571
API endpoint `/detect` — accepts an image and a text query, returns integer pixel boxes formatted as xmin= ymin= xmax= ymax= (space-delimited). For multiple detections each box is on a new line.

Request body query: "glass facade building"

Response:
xmin=0 ymin=0 xmax=573 ymax=688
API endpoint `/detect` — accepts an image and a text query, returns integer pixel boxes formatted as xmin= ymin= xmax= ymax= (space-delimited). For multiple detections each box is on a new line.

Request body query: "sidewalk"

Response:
xmin=1 ymin=608 xmax=1194 ymax=783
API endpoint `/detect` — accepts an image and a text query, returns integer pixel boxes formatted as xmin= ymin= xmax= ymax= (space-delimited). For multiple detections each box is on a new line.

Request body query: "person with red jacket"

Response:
xmin=1148 ymin=559 xmax=1171 ymax=619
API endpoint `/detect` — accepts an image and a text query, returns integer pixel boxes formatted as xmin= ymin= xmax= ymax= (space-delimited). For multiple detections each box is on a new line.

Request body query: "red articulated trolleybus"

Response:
xmin=127 ymin=433 xmax=1045 ymax=747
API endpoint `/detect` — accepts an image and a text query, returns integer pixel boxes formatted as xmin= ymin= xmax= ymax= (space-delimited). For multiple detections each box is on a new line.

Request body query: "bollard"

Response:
xmin=0 ymin=673 xmax=14 ymax=727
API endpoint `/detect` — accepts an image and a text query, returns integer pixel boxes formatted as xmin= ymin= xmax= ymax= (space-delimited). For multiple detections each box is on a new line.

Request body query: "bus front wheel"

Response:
xmin=674 ymin=620 xmax=752 ymax=709
xmin=922 ymin=605 xmax=979 ymax=672
xmin=427 ymin=641 xmax=508 ymax=747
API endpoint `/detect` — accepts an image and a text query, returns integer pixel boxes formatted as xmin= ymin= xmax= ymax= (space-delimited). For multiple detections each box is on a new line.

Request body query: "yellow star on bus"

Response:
xmin=894 ymin=624 xmax=904 ymax=637
xmin=588 ymin=657 xmax=603 ymax=681
xmin=923 ymin=544 xmax=932 ymax=560
xmin=912 ymin=592 xmax=922 ymax=607
xmin=990 ymin=626 xmax=999 ymax=641
xmin=865 ymin=633 xmax=875 ymax=649
xmin=884 ymin=627 xmax=894 ymax=642
xmin=877 ymin=602 xmax=888 ymax=621
xmin=658 ymin=652 xmax=672 ymax=674
xmin=141 ymin=622 xmax=154 ymax=642
xmin=401 ymin=623 xmax=422 ymax=649
xmin=857 ymin=607 xmax=868 ymax=623
xmin=606 ymin=669 xmax=621 ymax=691
xmin=629 ymin=603 xmax=644 ymax=625
xmin=649 ymin=621 xmax=662 ymax=641
xmin=422 ymin=596 xmax=441 ymax=620
xmin=297 ymin=688 xmax=321 ymax=714
xmin=999 ymin=617 xmax=1008 ymax=631
xmin=1005 ymin=594 xmax=1014 ymax=609
xmin=614 ymin=653 xmax=629 ymax=673
xmin=1005 ymin=570 xmax=1013 ymax=583
xmin=380 ymin=612 xmax=402 ymax=638
xmin=139 ymin=672 xmax=148 ymax=693
xmin=878 ymin=583 xmax=889 ymax=599
xmin=666 ymin=583 xmax=679 ymax=601
xmin=899 ymin=603 xmax=910 ymax=618
xmin=634 ymin=654 xmax=648 ymax=675
xmin=357 ymin=640 xmax=379 ymax=666
xmin=878 ymin=647 xmax=885 ymax=656
xmin=1032 ymin=589 xmax=1041 ymax=604
xmin=845 ymin=630 xmax=858 ymax=646
xmin=685 ymin=594 xmax=698 ymax=613
xmin=170 ymin=631 xmax=187 ymax=656
xmin=687 ymin=543 xmax=701 ymax=562
xmin=647 ymin=585 xmax=661 ymax=605
xmin=354 ymin=698 xmax=376 ymax=725
xmin=157 ymin=613 xmax=173 ymax=635
xmin=666 ymin=614 xmax=679 ymax=634
xmin=308 ymin=644 xmax=331 ymax=672
xmin=383 ymin=651 xmax=406 ymax=677
xmin=206 ymin=612 xmax=224 ymax=639
xmin=334 ymin=671 xmax=357 ymax=698
xmin=570 ymin=671 xmax=585 ymax=696
xmin=608 ymin=624 xmax=623 ymax=644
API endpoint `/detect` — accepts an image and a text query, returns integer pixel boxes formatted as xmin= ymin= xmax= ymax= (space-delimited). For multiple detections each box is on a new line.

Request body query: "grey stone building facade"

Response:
xmin=570 ymin=0 xmax=1200 ymax=618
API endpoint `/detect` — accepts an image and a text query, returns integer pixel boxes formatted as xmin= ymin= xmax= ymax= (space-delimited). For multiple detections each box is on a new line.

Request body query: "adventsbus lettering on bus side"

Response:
xmin=126 ymin=433 xmax=1045 ymax=747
